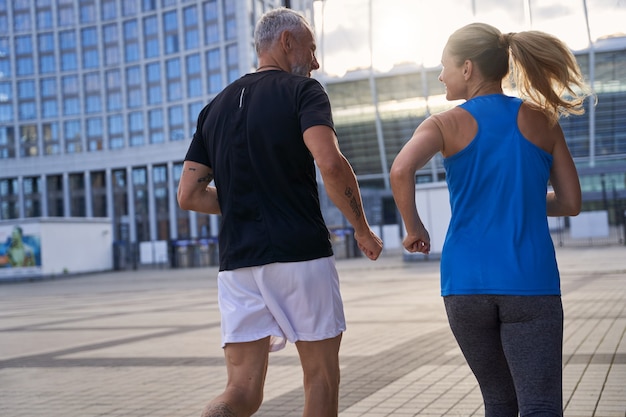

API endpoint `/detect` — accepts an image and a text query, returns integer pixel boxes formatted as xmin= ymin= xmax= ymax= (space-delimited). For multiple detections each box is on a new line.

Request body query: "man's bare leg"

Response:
xmin=296 ymin=334 xmax=343 ymax=417
xmin=201 ymin=337 xmax=270 ymax=417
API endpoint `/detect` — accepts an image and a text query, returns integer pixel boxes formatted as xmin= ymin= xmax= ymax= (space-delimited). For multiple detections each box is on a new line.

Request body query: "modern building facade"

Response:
xmin=1 ymin=1 xmax=624 ymax=270
xmin=0 ymin=0 xmax=317 ymax=267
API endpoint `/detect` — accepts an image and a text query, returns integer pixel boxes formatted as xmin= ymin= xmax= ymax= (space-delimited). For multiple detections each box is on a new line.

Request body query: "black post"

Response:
xmin=284 ymin=0 xmax=291 ymax=8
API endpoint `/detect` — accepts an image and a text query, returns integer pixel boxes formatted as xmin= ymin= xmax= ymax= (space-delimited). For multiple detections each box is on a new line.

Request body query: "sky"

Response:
xmin=312 ymin=0 xmax=626 ymax=77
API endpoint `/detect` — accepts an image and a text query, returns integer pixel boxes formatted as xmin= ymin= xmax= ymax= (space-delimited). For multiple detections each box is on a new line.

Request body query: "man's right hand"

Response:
xmin=354 ymin=229 xmax=383 ymax=260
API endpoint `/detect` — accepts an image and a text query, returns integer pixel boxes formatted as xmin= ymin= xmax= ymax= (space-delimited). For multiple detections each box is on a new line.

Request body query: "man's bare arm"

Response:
xmin=303 ymin=125 xmax=382 ymax=260
xmin=177 ymin=161 xmax=221 ymax=214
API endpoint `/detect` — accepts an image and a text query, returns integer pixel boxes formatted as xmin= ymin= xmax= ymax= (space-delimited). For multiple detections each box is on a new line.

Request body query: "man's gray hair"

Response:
xmin=254 ymin=7 xmax=311 ymax=55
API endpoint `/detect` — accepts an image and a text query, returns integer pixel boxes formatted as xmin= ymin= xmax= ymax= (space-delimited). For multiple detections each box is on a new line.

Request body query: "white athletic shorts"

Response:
xmin=217 ymin=255 xmax=346 ymax=352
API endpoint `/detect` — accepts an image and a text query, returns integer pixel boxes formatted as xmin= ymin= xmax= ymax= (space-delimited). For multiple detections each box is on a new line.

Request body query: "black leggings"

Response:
xmin=444 ymin=295 xmax=563 ymax=417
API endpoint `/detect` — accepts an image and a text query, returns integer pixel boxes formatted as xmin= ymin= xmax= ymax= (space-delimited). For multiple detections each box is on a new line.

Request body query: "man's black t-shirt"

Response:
xmin=185 ymin=70 xmax=335 ymax=271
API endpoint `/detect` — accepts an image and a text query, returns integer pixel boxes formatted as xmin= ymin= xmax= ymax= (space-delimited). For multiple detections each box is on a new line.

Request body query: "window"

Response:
xmin=203 ymin=0 xmax=219 ymax=44
xmin=163 ymin=11 xmax=177 ymax=31
xmin=15 ymin=35 xmax=33 ymax=54
xmin=168 ymin=105 xmax=184 ymax=141
xmin=143 ymin=16 xmax=158 ymax=59
xmin=226 ymin=44 xmax=239 ymax=83
xmin=39 ymin=55 xmax=55 ymax=73
xmin=16 ymin=57 xmax=33 ymax=75
xmin=61 ymin=52 xmax=77 ymax=71
xmin=63 ymin=98 xmax=80 ymax=115
xmin=127 ymin=89 xmax=142 ymax=108
xmin=0 ymin=126 xmax=16 ymax=159
xmin=148 ymin=86 xmax=162 ymax=105
xmin=122 ymin=0 xmax=138 ymax=16
xmin=19 ymin=125 xmax=38 ymax=157
xmin=86 ymin=94 xmax=101 ymax=113
xmin=207 ymin=48 xmax=221 ymax=94
xmin=126 ymin=66 xmax=141 ymax=86
xmin=125 ymin=43 xmax=139 ymax=62
xmin=223 ymin=0 xmax=237 ymax=40
xmin=145 ymin=38 xmax=159 ymax=58
xmin=133 ymin=166 xmax=150 ymax=241
xmin=0 ymin=81 xmax=11 ymax=101
xmin=80 ymin=3 xmax=96 ymax=23
xmin=143 ymin=63 xmax=159 ymax=83
xmin=81 ymin=27 xmax=98 ymax=47
xmin=101 ymin=0 xmax=117 ymax=20
xmin=19 ymin=102 xmax=36 ymax=120
xmin=103 ymin=23 xmax=118 ymax=42
xmin=23 ymin=177 xmax=42 ymax=218
xmin=124 ymin=19 xmax=138 ymax=39
xmin=91 ymin=171 xmax=107 ymax=217
xmin=37 ymin=10 xmax=53 ymax=29
xmin=129 ymin=111 xmax=143 ymax=130
xmin=142 ymin=0 xmax=156 ymax=12
xmin=144 ymin=15 xmax=158 ymax=34
xmin=149 ymin=109 xmax=163 ymax=129
xmin=59 ymin=30 xmax=77 ymax=48
xmin=42 ymin=99 xmax=57 ymax=118
xmin=168 ymin=82 xmax=182 ymax=101
xmin=187 ymin=78 xmax=202 ymax=98
xmin=58 ymin=5 xmax=76 ymax=27
xmin=18 ymin=80 xmax=35 ymax=99
xmin=123 ymin=20 xmax=139 ymax=62
xmin=186 ymin=53 xmax=201 ymax=74
xmin=184 ymin=6 xmax=199 ymax=50
xmin=62 ymin=75 xmax=79 ymax=94
xmin=166 ymin=58 xmax=180 ymax=78
xmin=106 ymin=69 xmax=121 ymax=89
xmin=0 ymin=104 xmax=12 ymax=123
xmin=64 ymin=119 xmax=82 ymax=153
xmin=129 ymin=112 xmax=144 ymax=146
xmin=184 ymin=6 xmax=198 ymax=26
xmin=38 ymin=33 xmax=54 ymax=52
xmin=108 ymin=92 xmax=122 ymax=111
xmin=46 ymin=175 xmax=64 ymax=217
xmin=43 ymin=122 xmax=60 ymax=155
xmin=163 ymin=10 xmax=179 ymax=54
xmin=69 ymin=172 xmax=86 ymax=217
xmin=87 ymin=117 xmax=103 ymax=151
xmin=108 ymin=114 xmax=123 ymax=135
xmin=185 ymin=28 xmax=199 ymax=51
xmin=84 ymin=72 xmax=100 ymax=91
xmin=14 ymin=12 xmax=32 ymax=31
xmin=153 ymin=164 xmax=170 ymax=240
xmin=1 ymin=178 xmax=19 ymax=219
xmin=146 ymin=63 xmax=162 ymax=104
xmin=81 ymin=28 xmax=99 ymax=68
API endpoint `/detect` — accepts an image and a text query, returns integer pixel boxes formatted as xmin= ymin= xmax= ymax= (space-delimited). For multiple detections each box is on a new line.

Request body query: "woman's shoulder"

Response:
xmin=432 ymin=106 xmax=475 ymax=132
xmin=518 ymin=101 xmax=562 ymax=153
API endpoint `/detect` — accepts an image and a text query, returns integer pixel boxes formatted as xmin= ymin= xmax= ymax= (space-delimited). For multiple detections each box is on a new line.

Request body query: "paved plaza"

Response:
xmin=1 ymin=245 xmax=624 ymax=417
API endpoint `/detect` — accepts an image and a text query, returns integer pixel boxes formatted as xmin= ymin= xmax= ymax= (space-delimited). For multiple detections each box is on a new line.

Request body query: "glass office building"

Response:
xmin=1 ymin=0 xmax=624 ymax=266
xmin=0 ymin=0 xmax=315 ymax=260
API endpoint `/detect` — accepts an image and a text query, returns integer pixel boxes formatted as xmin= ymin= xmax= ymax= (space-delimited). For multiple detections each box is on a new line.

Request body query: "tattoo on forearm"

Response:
xmin=184 ymin=166 xmax=214 ymax=185
xmin=344 ymin=186 xmax=362 ymax=219
xmin=201 ymin=403 xmax=236 ymax=417
xmin=197 ymin=174 xmax=213 ymax=184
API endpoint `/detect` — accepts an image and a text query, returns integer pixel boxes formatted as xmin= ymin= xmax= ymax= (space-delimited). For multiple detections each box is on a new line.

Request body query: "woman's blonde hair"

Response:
xmin=445 ymin=22 xmax=593 ymax=125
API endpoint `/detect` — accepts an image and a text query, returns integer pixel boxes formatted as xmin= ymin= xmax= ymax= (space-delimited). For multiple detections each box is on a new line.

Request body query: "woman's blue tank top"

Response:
xmin=440 ymin=94 xmax=560 ymax=296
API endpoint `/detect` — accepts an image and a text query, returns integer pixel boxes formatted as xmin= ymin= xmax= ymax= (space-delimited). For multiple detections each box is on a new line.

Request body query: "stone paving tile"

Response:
xmin=0 ymin=246 xmax=624 ymax=417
